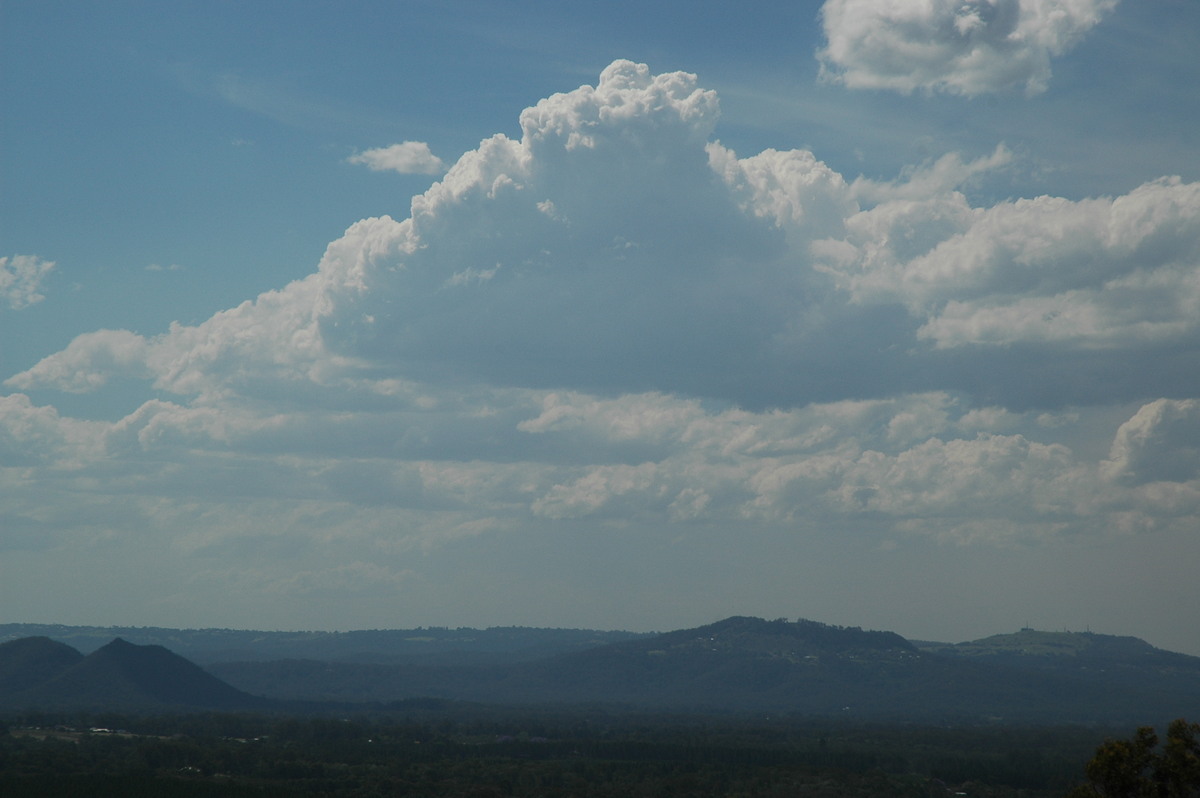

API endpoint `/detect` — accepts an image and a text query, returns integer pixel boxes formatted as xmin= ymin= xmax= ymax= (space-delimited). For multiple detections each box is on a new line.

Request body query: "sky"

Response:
xmin=3 ymin=0 xmax=1199 ymax=656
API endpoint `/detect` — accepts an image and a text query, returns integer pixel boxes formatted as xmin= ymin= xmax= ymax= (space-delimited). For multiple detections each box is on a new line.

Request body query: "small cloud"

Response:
xmin=817 ymin=0 xmax=1119 ymax=96
xmin=348 ymin=141 xmax=446 ymax=175
xmin=850 ymin=144 xmax=1013 ymax=204
xmin=0 ymin=254 xmax=55 ymax=310
xmin=146 ymin=263 xmax=185 ymax=272
xmin=445 ymin=263 xmax=501 ymax=288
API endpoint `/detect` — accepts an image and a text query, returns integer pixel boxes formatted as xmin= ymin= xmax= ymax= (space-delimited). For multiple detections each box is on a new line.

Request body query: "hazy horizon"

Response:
xmin=3 ymin=1 xmax=1199 ymax=658
xmin=4 ymin=616 xmax=1195 ymax=659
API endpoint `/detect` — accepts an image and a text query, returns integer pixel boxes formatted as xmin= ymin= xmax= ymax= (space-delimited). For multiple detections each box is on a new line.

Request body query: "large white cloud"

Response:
xmin=6 ymin=62 xmax=841 ymax=407
xmin=817 ymin=0 xmax=1120 ymax=96
xmin=3 ymin=380 xmax=1197 ymax=556
xmin=13 ymin=60 xmax=1196 ymax=414
xmin=8 ymin=60 xmax=1198 ymax=415
xmin=3 ymin=61 xmax=1200 ymax=628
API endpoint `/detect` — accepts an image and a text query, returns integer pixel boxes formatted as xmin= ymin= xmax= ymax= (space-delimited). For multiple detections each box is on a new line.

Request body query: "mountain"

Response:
xmin=919 ymin=627 xmax=1200 ymax=676
xmin=205 ymin=616 xmax=922 ymax=705
xmin=485 ymin=617 xmax=1138 ymax=719
xmin=0 ymin=623 xmax=648 ymax=665
xmin=915 ymin=628 xmax=1200 ymax=707
xmin=0 ymin=638 xmax=268 ymax=711
xmin=4 ymin=619 xmax=1198 ymax=723
xmin=0 ymin=636 xmax=83 ymax=694
xmin=208 ymin=617 xmax=1200 ymax=724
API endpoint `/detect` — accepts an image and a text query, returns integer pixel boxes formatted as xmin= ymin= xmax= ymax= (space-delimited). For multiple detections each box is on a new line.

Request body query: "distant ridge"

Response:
xmin=915 ymin=627 xmax=1200 ymax=701
xmin=501 ymin=615 xmax=974 ymax=711
xmin=4 ymin=618 xmax=1198 ymax=723
xmin=209 ymin=616 xmax=1200 ymax=723
xmin=921 ymin=628 xmax=1164 ymax=659
xmin=0 ymin=622 xmax=649 ymax=665
xmin=0 ymin=637 xmax=267 ymax=711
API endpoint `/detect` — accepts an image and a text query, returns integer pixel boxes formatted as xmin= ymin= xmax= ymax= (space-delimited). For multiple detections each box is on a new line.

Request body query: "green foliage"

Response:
xmin=2 ymin=708 xmax=1111 ymax=797
xmin=1068 ymin=719 xmax=1200 ymax=798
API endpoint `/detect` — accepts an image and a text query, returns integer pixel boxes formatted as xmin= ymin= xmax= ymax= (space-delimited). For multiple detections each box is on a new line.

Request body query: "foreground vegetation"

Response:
xmin=1068 ymin=718 xmax=1199 ymax=798
xmin=0 ymin=706 xmax=1139 ymax=797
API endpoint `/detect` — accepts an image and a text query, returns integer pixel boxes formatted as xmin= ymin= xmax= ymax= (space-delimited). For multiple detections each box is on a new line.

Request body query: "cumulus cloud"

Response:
xmin=817 ymin=0 xmax=1120 ymax=96
xmin=5 ymin=59 xmax=1200 ymax=573
xmin=517 ymin=390 xmax=1117 ymax=542
xmin=0 ymin=254 xmax=55 ymax=309
xmin=0 ymin=393 xmax=103 ymax=467
xmin=4 ymin=375 xmax=1196 ymax=555
xmin=9 ymin=60 xmax=1199 ymax=416
xmin=5 ymin=222 xmax=401 ymax=400
xmin=10 ymin=62 xmax=804 ymax=406
xmin=9 ymin=59 xmax=1200 ymax=414
xmin=821 ymin=176 xmax=1200 ymax=351
xmin=1105 ymin=399 xmax=1200 ymax=486
xmin=6 ymin=329 xmax=153 ymax=393
xmin=318 ymin=62 xmax=882 ymax=406
xmin=348 ymin=141 xmax=446 ymax=175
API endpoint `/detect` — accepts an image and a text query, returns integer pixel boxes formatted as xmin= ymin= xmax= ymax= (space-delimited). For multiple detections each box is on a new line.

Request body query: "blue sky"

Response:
xmin=3 ymin=0 xmax=1200 ymax=656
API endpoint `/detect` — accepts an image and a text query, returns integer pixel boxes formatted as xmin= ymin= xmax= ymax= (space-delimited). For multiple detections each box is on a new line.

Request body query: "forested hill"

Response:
xmin=0 ymin=637 xmax=83 ymax=695
xmin=915 ymin=628 xmax=1200 ymax=706
xmin=0 ymin=637 xmax=266 ymax=711
xmin=4 ymin=617 xmax=1199 ymax=724
xmin=207 ymin=617 xmax=1200 ymax=725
